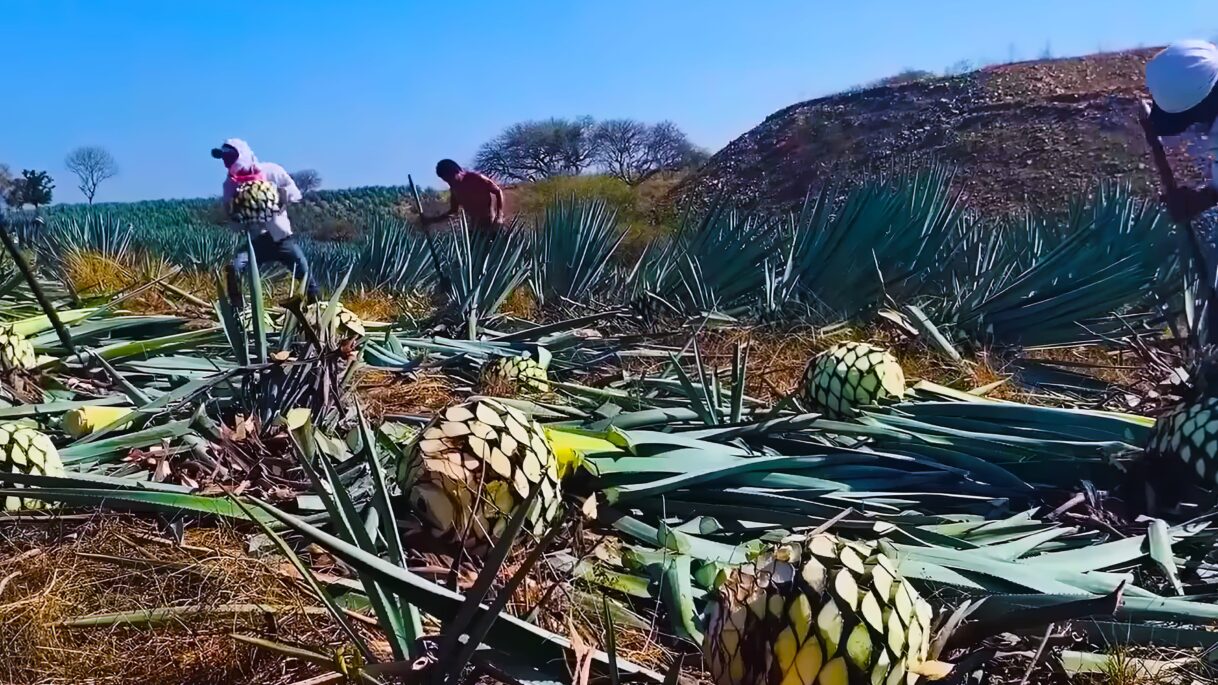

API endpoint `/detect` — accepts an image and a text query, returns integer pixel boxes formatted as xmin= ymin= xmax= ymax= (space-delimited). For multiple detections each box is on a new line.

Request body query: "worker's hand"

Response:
xmin=1162 ymin=186 xmax=1218 ymax=224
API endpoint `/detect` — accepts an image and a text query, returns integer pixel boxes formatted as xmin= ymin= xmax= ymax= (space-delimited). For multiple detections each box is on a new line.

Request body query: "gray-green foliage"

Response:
xmin=18 ymin=169 xmax=1184 ymax=349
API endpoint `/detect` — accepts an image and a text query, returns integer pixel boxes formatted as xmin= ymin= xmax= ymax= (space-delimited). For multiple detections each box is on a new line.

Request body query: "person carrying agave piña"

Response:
xmin=1145 ymin=40 xmax=1218 ymax=222
xmin=212 ymin=138 xmax=319 ymax=309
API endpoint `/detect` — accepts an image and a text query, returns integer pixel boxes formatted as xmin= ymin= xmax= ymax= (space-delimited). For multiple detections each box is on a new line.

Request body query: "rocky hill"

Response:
xmin=677 ymin=49 xmax=1213 ymax=216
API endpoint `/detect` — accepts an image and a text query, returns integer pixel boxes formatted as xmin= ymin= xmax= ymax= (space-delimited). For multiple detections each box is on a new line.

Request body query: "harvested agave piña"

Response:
xmin=397 ymin=399 xmax=563 ymax=546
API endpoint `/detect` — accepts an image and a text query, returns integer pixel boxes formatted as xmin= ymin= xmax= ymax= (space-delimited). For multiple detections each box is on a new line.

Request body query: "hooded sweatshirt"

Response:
xmin=1147 ymin=41 xmax=1218 ymax=189
xmin=220 ymin=138 xmax=302 ymax=241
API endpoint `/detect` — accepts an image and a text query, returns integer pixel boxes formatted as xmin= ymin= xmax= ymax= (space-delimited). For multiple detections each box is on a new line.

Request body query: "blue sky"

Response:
xmin=0 ymin=1 xmax=1213 ymax=203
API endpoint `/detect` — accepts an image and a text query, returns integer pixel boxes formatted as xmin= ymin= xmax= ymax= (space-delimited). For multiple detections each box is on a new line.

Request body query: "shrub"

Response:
xmin=311 ymin=217 xmax=359 ymax=242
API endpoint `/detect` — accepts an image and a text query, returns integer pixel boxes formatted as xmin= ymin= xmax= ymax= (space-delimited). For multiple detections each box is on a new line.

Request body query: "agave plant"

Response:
xmin=347 ymin=216 xmax=437 ymax=292
xmin=10 ymin=170 xmax=1218 ymax=685
xmin=777 ymin=165 xmax=965 ymax=323
xmin=936 ymin=184 xmax=1178 ymax=348
xmin=626 ymin=201 xmax=776 ymax=316
xmin=532 ymin=197 xmax=626 ymax=307
xmin=36 ymin=213 xmax=138 ymax=272
xmin=440 ymin=216 xmax=530 ymax=327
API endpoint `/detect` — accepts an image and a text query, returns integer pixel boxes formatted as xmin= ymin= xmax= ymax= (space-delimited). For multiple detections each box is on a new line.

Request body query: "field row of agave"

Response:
xmin=34 ymin=184 xmax=430 ymax=247
xmin=0 ymin=193 xmax=1216 ymax=684
xmin=22 ymin=167 xmax=1190 ymax=358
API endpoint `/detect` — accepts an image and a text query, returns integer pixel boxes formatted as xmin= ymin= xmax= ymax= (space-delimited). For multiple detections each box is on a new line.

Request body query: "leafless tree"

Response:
xmin=291 ymin=169 xmax=322 ymax=194
xmin=474 ymin=117 xmax=597 ymax=182
xmin=591 ymin=120 xmax=700 ymax=185
xmin=64 ymin=146 xmax=118 ymax=205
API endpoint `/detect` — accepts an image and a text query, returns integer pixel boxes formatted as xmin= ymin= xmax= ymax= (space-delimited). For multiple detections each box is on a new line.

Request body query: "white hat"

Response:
xmin=1146 ymin=40 xmax=1218 ymax=113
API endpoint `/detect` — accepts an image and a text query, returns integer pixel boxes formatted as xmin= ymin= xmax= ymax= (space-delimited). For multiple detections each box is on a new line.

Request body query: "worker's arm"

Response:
xmin=486 ymin=175 xmax=505 ymax=223
xmin=269 ymin=165 xmax=302 ymax=207
xmin=422 ymin=194 xmax=459 ymax=227
xmin=1165 ymin=185 xmax=1218 ymax=223
xmin=1140 ymin=101 xmax=1218 ymax=224
xmin=422 ymin=191 xmax=461 ymax=226
xmin=221 ymin=180 xmax=236 ymax=223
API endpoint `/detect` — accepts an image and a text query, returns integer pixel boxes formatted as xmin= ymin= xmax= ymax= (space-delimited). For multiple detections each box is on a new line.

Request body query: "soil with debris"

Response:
xmin=676 ymin=49 xmax=1212 ymax=216
xmin=0 ymin=516 xmax=351 ymax=685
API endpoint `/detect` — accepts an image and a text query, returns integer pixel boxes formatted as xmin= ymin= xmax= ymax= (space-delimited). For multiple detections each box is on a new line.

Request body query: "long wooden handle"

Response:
xmin=1137 ymin=100 xmax=1179 ymax=193
xmin=1138 ymin=100 xmax=1218 ymax=342
xmin=407 ymin=174 xmax=427 ymax=215
xmin=408 ymin=174 xmax=446 ymax=279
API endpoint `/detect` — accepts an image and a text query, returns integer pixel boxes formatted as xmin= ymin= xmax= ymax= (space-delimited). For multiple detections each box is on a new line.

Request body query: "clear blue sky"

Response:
xmin=1 ymin=1 xmax=1213 ymax=203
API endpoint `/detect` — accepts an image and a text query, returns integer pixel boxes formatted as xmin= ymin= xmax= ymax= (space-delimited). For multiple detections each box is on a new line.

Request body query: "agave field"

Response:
xmin=0 ymin=166 xmax=1216 ymax=685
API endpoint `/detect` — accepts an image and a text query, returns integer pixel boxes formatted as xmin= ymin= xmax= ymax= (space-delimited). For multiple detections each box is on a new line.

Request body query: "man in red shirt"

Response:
xmin=422 ymin=159 xmax=506 ymax=230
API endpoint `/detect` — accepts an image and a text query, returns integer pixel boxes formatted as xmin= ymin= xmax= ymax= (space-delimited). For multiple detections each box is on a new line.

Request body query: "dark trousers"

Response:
xmin=226 ymin=232 xmax=319 ymax=309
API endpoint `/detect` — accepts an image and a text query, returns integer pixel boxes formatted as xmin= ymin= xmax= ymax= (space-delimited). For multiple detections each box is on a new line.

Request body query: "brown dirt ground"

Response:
xmin=0 ymin=516 xmax=359 ymax=685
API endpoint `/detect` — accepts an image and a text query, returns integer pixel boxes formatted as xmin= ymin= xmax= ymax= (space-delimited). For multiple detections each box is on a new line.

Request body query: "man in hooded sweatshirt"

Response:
xmin=1145 ymin=40 xmax=1218 ymax=223
xmin=212 ymin=138 xmax=319 ymax=308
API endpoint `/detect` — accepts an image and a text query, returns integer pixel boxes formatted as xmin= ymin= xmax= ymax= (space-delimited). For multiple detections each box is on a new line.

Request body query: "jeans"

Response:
xmin=226 ymin=232 xmax=319 ymax=310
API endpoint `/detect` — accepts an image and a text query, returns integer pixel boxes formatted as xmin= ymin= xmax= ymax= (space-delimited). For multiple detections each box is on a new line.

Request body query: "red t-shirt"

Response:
xmin=448 ymin=171 xmax=501 ymax=224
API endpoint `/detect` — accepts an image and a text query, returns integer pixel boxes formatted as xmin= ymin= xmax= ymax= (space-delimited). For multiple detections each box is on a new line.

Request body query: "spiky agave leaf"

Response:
xmin=442 ymin=217 xmax=530 ymax=322
xmin=349 ymin=215 xmax=436 ymax=292
xmin=781 ymin=165 xmax=964 ymax=323
xmin=626 ymin=202 xmax=775 ymax=315
xmin=532 ymin=196 xmax=626 ymax=306
xmin=35 ymin=213 xmax=137 ymax=272
xmin=941 ymin=184 xmax=1176 ymax=348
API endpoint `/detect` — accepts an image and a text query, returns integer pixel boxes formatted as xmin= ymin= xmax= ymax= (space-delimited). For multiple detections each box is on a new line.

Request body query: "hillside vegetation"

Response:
xmin=676 ymin=48 xmax=1208 ymax=215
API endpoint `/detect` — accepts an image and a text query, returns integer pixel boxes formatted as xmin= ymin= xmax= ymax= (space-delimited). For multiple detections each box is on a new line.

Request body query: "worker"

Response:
xmin=1145 ymin=40 xmax=1218 ymax=223
xmin=212 ymin=138 xmax=319 ymax=308
xmin=422 ymin=159 xmax=506 ymax=231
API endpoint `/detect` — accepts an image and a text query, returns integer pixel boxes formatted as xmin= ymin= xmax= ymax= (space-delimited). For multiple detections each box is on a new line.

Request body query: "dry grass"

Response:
xmin=60 ymin=250 xmax=215 ymax=317
xmin=632 ymin=325 xmax=1052 ymax=406
xmin=482 ymin=529 xmax=685 ymax=679
xmin=63 ymin=250 xmax=133 ymax=295
xmin=0 ymin=516 xmax=351 ymax=685
xmin=501 ymin=285 xmax=539 ymax=321
xmin=357 ymin=369 xmax=461 ymax=418
xmin=342 ymin=287 xmax=407 ymax=322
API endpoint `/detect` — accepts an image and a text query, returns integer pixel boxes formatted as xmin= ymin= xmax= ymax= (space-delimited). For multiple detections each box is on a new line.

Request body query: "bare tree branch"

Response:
xmin=474 ymin=117 xmax=597 ymax=182
xmin=591 ymin=119 xmax=699 ymax=185
xmin=64 ymin=146 xmax=118 ymax=205
xmin=291 ymin=169 xmax=323 ymax=194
